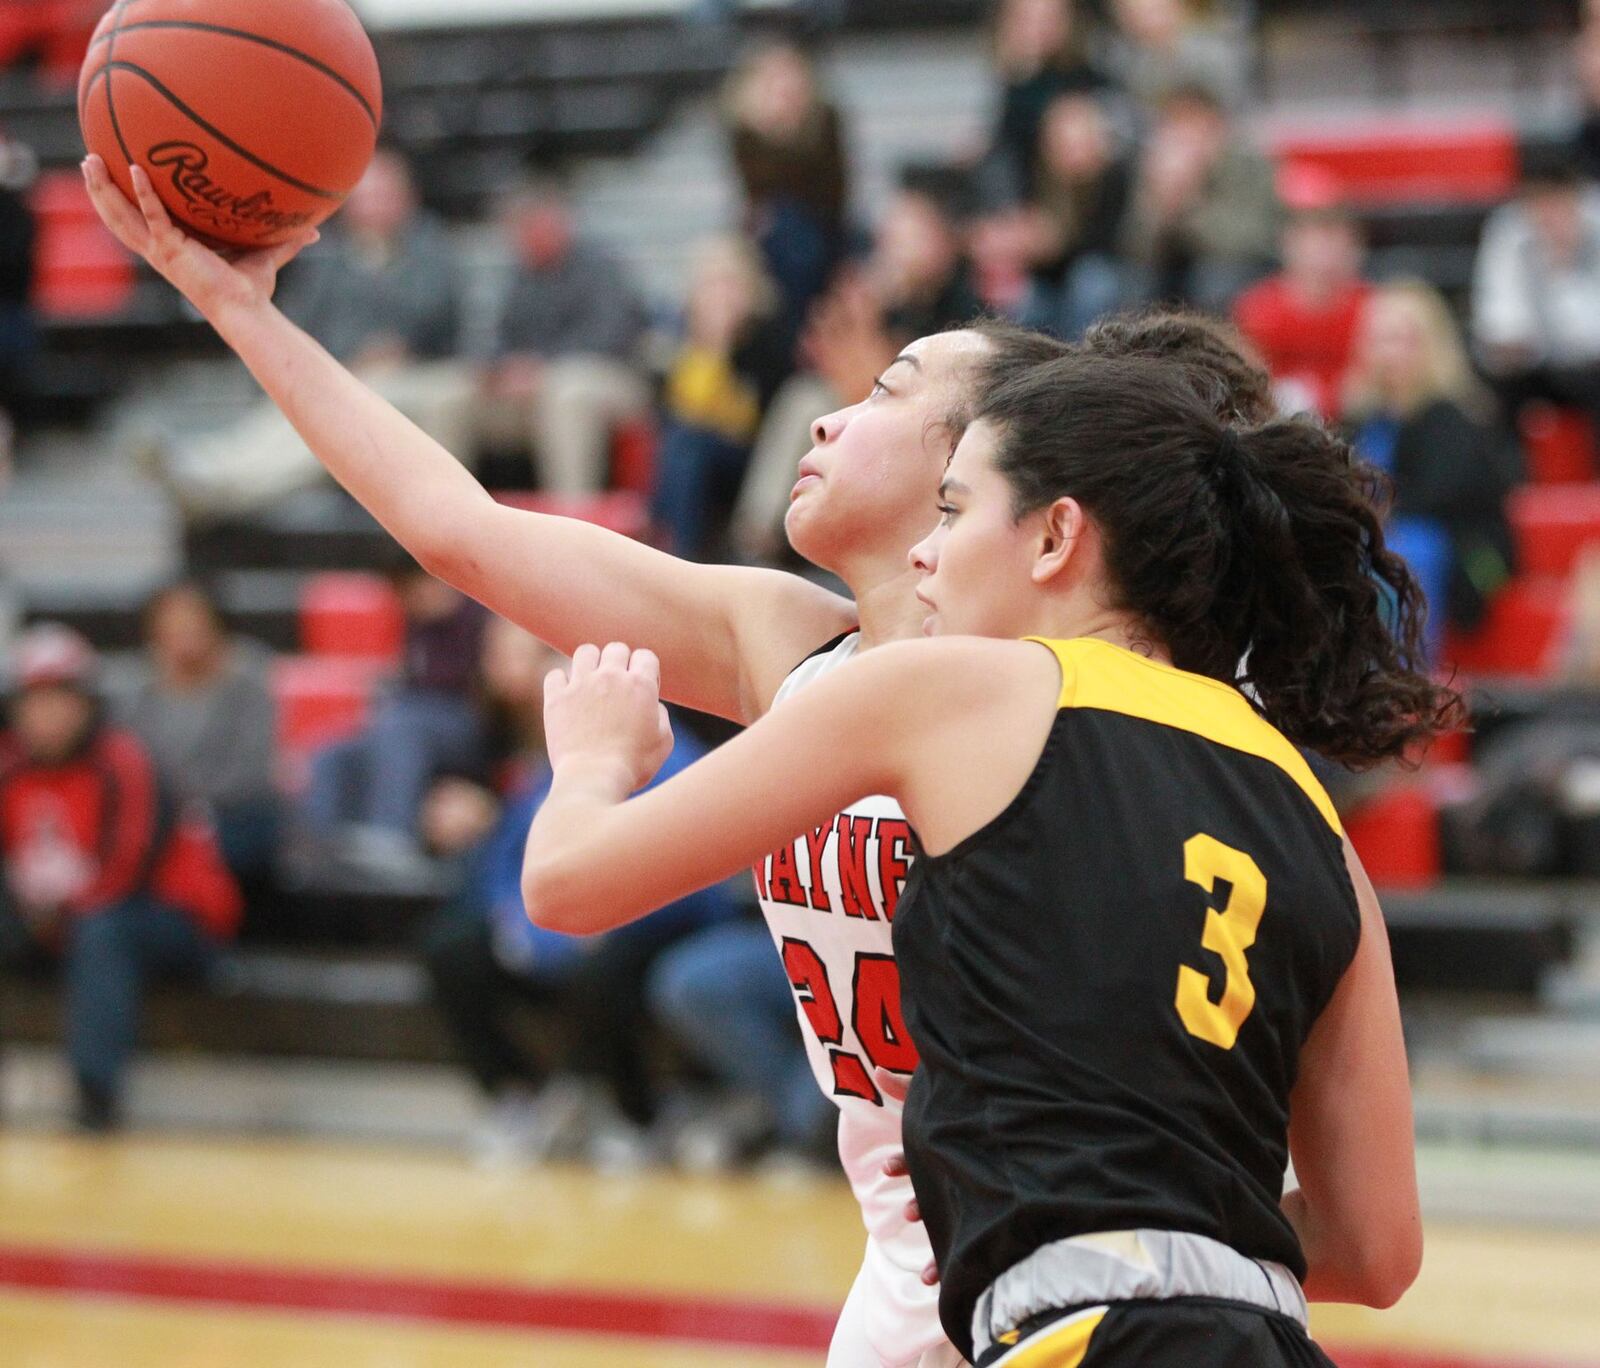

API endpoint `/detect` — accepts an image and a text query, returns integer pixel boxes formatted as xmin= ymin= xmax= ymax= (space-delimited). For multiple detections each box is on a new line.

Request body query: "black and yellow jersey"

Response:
xmin=893 ymin=637 xmax=1361 ymax=1360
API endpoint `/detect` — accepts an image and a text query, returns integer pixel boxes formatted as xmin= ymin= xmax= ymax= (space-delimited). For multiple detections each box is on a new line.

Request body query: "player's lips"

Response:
xmin=791 ymin=459 xmax=824 ymax=500
xmin=916 ymin=590 xmax=937 ymax=634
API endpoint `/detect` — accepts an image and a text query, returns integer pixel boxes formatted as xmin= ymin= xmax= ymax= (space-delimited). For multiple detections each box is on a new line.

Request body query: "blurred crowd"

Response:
xmin=5 ymin=0 xmax=1600 ymax=1148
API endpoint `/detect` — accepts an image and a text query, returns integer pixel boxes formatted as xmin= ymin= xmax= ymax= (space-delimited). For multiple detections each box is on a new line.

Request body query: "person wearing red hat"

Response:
xmin=0 ymin=624 xmax=241 ymax=1131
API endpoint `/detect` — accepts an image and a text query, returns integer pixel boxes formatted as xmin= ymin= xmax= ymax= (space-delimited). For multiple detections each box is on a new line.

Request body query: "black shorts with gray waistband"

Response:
xmin=976 ymin=1297 xmax=1341 ymax=1368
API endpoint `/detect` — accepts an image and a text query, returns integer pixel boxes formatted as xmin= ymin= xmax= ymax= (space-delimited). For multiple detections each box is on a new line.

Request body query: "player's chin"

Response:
xmin=783 ymin=498 xmax=833 ymax=566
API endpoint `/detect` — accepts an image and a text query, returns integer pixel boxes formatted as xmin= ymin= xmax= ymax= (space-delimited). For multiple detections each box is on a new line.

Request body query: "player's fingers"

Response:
xmin=544 ymin=666 xmax=568 ymax=700
xmin=905 ymin=1198 xmax=921 ymax=1223
xmin=883 ymin=1152 xmax=908 ymax=1178
xmin=631 ymin=648 xmax=661 ymax=689
xmin=265 ymin=228 xmax=319 ymax=272
xmin=921 ymin=1261 xmax=938 ymax=1286
xmin=80 ymin=156 xmax=147 ymax=246
xmin=599 ymin=641 xmax=631 ymax=672
xmin=570 ymin=643 xmax=600 ymax=680
xmin=657 ymin=702 xmax=672 ymax=741
xmin=128 ymin=164 xmax=177 ymax=238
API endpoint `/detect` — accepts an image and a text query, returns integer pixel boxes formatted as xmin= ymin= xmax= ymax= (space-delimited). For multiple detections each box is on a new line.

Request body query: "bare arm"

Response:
xmin=1283 ymin=840 xmax=1423 ymax=1308
xmin=82 ymin=158 xmax=854 ymax=722
xmin=522 ymin=637 xmax=1059 ymax=935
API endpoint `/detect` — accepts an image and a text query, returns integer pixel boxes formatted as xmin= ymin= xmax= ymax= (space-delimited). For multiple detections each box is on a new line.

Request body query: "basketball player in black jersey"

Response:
xmin=522 ymin=352 xmax=1451 ymax=1367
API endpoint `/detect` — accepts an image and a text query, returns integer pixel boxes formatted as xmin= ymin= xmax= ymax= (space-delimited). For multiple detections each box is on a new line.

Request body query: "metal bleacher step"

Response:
xmin=1458 ymin=1017 xmax=1600 ymax=1082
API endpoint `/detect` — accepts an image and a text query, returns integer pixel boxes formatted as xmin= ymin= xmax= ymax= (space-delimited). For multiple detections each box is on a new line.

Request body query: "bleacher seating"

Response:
xmin=1510 ymin=484 xmax=1600 ymax=579
xmin=271 ymin=653 xmax=385 ymax=786
xmin=1346 ymin=785 xmax=1444 ymax=889
xmin=1445 ymin=576 xmax=1572 ymax=677
xmin=1521 ymin=405 xmax=1599 ymax=485
xmin=299 ymin=572 xmax=406 ymax=665
xmin=27 ymin=169 xmax=134 ymax=319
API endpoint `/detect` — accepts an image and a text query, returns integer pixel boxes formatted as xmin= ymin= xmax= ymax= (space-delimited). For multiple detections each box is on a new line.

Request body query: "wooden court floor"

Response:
xmin=1 ymin=1132 xmax=1597 ymax=1368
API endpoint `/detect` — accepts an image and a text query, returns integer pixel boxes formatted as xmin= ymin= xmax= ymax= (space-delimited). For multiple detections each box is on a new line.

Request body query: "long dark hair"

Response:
xmin=956 ymin=311 xmax=1274 ymax=430
xmin=1080 ymin=308 xmax=1277 ymax=425
xmin=974 ymin=352 xmax=1463 ymax=766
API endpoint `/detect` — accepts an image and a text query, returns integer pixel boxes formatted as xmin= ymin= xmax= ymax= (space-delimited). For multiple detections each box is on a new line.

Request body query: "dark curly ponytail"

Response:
xmin=975 ymin=352 xmax=1464 ymax=767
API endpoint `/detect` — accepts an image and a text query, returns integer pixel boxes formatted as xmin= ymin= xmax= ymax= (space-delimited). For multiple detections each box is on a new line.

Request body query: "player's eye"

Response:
xmin=936 ymin=502 xmax=959 ymax=526
xmin=869 ymin=377 xmax=890 ymax=398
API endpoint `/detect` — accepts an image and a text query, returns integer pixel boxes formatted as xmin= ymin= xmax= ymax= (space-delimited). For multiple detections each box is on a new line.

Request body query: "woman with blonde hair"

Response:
xmin=1344 ymin=279 xmax=1519 ymax=638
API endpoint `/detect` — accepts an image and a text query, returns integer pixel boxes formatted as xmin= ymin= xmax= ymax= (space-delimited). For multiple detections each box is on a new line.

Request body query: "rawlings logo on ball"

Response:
xmin=148 ymin=142 xmax=317 ymax=237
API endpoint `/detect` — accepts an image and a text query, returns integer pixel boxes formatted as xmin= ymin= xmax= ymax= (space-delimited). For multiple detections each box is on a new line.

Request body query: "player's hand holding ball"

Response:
xmin=82 ymin=155 xmax=316 ymax=321
xmin=544 ymin=643 xmax=674 ymax=796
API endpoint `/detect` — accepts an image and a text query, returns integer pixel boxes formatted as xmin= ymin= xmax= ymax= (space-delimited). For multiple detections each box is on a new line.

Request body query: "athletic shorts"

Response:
xmin=976 ymin=1298 xmax=1339 ymax=1368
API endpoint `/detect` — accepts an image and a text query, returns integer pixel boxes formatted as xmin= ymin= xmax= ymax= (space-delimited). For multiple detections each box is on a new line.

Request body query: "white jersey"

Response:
xmin=757 ymin=633 xmax=962 ymax=1368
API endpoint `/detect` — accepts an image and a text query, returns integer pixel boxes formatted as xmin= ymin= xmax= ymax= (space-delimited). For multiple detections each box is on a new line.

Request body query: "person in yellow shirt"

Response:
xmin=653 ymin=237 xmax=795 ymax=559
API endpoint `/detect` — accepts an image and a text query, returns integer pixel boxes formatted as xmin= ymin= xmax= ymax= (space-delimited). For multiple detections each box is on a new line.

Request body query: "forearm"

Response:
xmin=523 ymin=761 xmax=650 ymax=935
xmin=206 ymin=297 xmax=493 ymax=568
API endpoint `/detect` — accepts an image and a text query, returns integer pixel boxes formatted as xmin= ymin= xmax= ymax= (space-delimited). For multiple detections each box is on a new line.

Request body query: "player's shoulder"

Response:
xmin=848 ymin=636 xmax=1062 ymax=718
xmin=723 ymin=565 xmax=858 ymax=718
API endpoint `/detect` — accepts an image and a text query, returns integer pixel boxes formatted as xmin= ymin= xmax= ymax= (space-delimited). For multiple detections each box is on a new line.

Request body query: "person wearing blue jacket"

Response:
xmin=420 ymin=623 xmax=737 ymax=1164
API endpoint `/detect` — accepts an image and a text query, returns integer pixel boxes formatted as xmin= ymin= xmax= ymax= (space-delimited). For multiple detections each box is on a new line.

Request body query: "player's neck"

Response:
xmin=848 ymin=563 xmax=928 ymax=652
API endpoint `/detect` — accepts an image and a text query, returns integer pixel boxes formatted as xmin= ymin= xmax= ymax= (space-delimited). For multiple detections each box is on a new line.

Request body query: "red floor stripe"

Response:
xmin=0 ymin=1242 xmax=1585 ymax=1367
xmin=0 ymin=1243 xmax=835 ymax=1349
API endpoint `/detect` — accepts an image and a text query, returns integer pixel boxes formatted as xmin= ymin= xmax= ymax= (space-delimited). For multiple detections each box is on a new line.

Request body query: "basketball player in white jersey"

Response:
xmin=81 ymin=156 xmax=1265 ymax=1368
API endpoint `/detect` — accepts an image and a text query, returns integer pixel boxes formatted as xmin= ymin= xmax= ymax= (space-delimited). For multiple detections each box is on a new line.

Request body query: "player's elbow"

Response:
xmin=521 ymin=855 xmax=590 ymax=936
xmin=1347 ymin=1223 xmax=1423 ymax=1308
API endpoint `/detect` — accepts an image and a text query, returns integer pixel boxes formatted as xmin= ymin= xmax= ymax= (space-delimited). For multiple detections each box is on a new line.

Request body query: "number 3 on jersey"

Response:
xmin=1175 ymin=833 xmax=1267 ymax=1051
xmin=781 ymin=939 xmax=919 ymax=1105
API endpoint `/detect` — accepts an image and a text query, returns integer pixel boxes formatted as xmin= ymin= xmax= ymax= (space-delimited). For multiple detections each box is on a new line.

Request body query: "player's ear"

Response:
xmin=1030 ymin=496 xmax=1083 ymax=587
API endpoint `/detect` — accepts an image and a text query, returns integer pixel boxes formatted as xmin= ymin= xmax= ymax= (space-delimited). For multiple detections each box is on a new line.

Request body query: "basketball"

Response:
xmin=77 ymin=0 xmax=382 ymax=249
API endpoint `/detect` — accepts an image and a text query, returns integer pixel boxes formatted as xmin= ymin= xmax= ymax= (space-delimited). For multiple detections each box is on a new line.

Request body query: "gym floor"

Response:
xmin=1 ymin=1133 xmax=1597 ymax=1367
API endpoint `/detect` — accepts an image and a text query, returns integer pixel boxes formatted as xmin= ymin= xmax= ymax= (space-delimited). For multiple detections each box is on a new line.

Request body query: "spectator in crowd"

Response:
xmin=1119 ymin=83 xmax=1280 ymax=313
xmin=988 ymin=0 xmax=1116 ymax=196
xmin=722 ymin=41 xmax=850 ymax=327
xmin=148 ymin=149 xmax=477 ymax=519
xmin=648 ymin=915 xmax=835 ymax=1168
xmin=1234 ymin=202 xmax=1372 ymax=420
xmin=0 ymin=131 xmax=37 ymax=464
xmin=420 ymin=619 xmax=738 ymax=1166
xmin=1473 ymin=153 xmax=1600 ymax=433
xmin=1014 ymin=91 xmax=1136 ymax=339
xmin=304 ymin=565 xmax=486 ymax=848
xmin=1346 ymin=281 xmax=1519 ymax=638
xmin=0 ymin=625 xmax=240 ymax=1131
xmin=477 ymin=177 xmax=651 ymax=495
xmin=652 ymin=237 xmax=793 ymax=559
xmin=121 ymin=582 xmax=279 ymax=890
xmin=730 ymin=185 xmax=981 ymax=558
xmin=1099 ymin=0 xmax=1250 ymax=115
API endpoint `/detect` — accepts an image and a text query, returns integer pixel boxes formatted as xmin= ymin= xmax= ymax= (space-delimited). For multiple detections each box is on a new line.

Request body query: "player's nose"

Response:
xmin=812 ymin=407 xmax=847 ymax=447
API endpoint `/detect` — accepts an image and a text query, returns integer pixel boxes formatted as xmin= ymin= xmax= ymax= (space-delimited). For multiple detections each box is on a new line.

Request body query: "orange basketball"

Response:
xmin=78 ymin=0 xmax=382 ymax=249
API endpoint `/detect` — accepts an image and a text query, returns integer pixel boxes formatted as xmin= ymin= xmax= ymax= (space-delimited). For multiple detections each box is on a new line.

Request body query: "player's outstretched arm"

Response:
xmin=522 ymin=636 xmax=1059 ymax=935
xmin=1283 ymin=841 xmax=1423 ymax=1309
xmin=81 ymin=157 xmax=855 ymax=723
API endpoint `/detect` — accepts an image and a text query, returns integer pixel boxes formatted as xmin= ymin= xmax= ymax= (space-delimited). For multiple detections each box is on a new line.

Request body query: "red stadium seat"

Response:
xmin=1344 ymin=785 xmax=1440 ymax=889
xmin=610 ymin=418 xmax=657 ymax=494
xmin=28 ymin=171 xmax=136 ymax=319
xmin=1520 ymin=405 xmax=1597 ymax=485
xmin=1441 ymin=576 xmax=1571 ymax=677
xmin=1508 ymin=483 xmax=1600 ymax=579
xmin=271 ymin=655 xmax=384 ymax=789
xmin=300 ymin=572 xmax=405 ymax=663
xmin=492 ymin=489 xmax=651 ymax=539
xmin=1269 ymin=116 xmax=1518 ymax=204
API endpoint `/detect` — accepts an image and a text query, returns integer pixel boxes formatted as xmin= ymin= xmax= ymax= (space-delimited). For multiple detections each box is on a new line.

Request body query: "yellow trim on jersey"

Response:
xmin=993 ymin=1306 xmax=1107 ymax=1368
xmin=1023 ymin=637 xmax=1343 ymax=836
